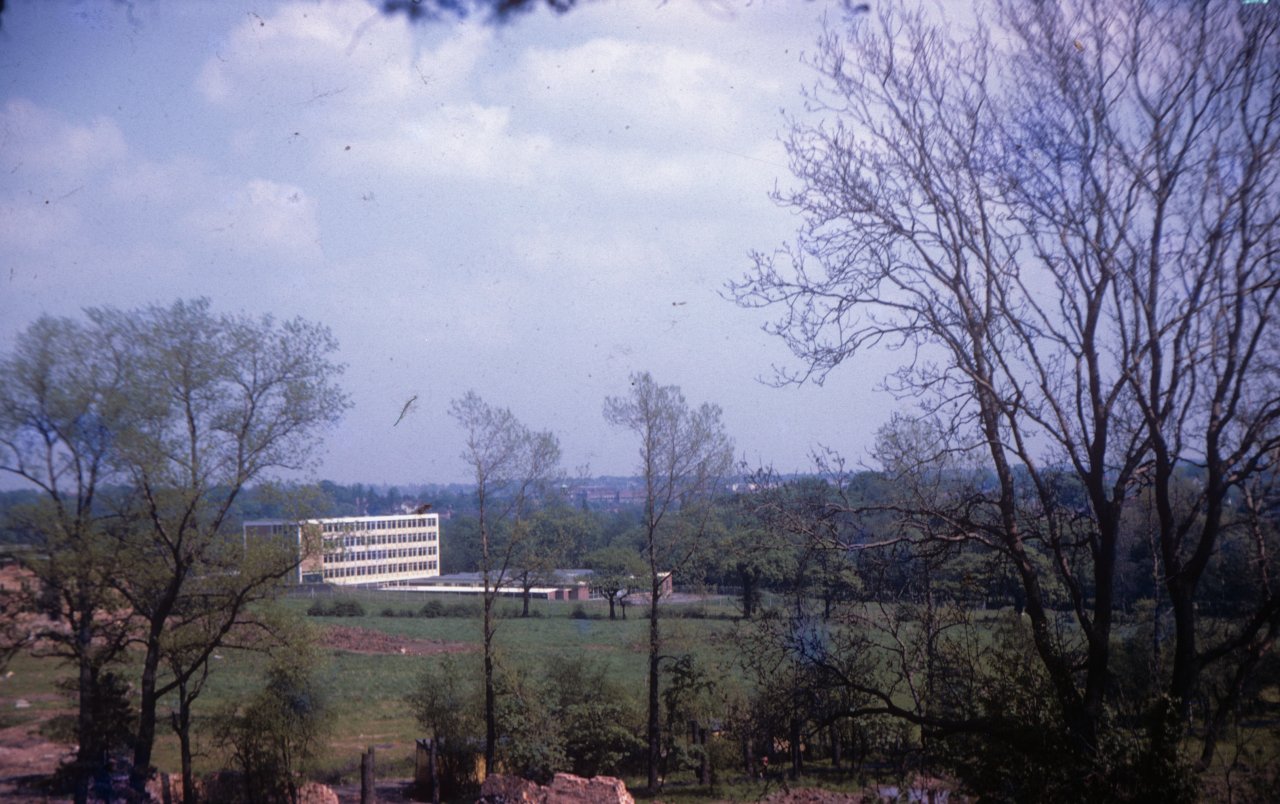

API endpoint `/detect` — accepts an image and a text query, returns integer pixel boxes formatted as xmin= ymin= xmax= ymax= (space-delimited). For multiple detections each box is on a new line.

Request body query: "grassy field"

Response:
xmin=1 ymin=589 xmax=745 ymax=796
xmin=9 ymin=588 xmax=1271 ymax=801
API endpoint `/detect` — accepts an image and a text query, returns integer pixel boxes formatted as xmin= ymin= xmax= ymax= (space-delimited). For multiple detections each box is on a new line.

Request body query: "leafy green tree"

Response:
xmin=545 ymin=654 xmax=644 ymax=778
xmin=604 ymin=371 xmax=734 ymax=794
xmin=711 ymin=493 xmax=802 ymax=619
xmin=162 ymin=581 xmax=317 ymax=804
xmin=214 ymin=633 xmax=331 ymax=804
xmin=407 ymin=655 xmax=484 ymax=803
xmin=440 ymin=514 xmax=482 ymax=573
xmin=586 ymin=545 xmax=645 ymax=620
xmin=450 ymin=391 xmax=561 ymax=773
xmin=96 ymin=299 xmax=347 ymax=794
xmin=510 ymin=504 xmax=582 ymax=617
xmin=0 ymin=312 xmax=139 ymax=803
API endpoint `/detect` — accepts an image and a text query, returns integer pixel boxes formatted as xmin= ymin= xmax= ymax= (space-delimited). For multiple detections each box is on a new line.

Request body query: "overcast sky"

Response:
xmin=0 ymin=0 xmax=906 ymax=486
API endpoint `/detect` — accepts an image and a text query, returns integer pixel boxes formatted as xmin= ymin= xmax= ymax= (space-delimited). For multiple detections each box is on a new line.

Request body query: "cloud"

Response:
xmin=0 ymin=98 xmax=127 ymax=180
xmin=346 ymin=102 xmax=554 ymax=184
xmin=196 ymin=1 xmax=421 ymax=113
xmin=517 ymin=37 xmax=764 ymax=142
xmin=184 ymin=178 xmax=324 ymax=264
xmin=0 ymin=99 xmax=128 ymax=254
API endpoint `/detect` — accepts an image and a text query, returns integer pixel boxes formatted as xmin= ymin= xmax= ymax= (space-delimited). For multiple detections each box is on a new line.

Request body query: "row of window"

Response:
xmin=318 ymin=517 xmax=437 ymax=533
xmin=326 ymin=532 xmax=438 ymax=549
xmin=322 ymin=546 xmax=438 ymax=563
xmin=322 ymin=560 xmax=438 ymax=579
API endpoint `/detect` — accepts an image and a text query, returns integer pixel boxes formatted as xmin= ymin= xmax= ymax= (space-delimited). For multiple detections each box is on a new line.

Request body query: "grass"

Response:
xmin=17 ymin=588 xmax=1268 ymax=799
xmin=1 ymin=590 xmax=737 ymax=787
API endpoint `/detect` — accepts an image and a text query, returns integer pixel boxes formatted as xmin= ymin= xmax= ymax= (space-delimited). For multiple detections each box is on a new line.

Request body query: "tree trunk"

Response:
xmin=830 ymin=721 xmax=841 ymax=769
xmin=174 ymin=685 xmax=195 ymax=804
xmin=607 ymin=596 xmax=616 ymax=620
xmin=646 ymin=575 xmax=662 ymax=794
xmin=522 ymin=587 xmax=530 ymax=618
xmin=429 ymin=737 xmax=440 ymax=804
xmin=739 ymin=566 xmax=756 ymax=619
xmin=74 ymin=610 xmax=96 ymax=804
xmin=483 ymin=593 xmax=496 ymax=775
xmin=789 ymin=716 xmax=802 ymax=780
xmin=131 ymin=631 xmax=165 ymax=794
xmin=698 ymin=724 xmax=710 ymax=786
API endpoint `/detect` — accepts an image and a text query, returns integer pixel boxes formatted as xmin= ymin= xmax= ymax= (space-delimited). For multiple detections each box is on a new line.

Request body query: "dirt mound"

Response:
xmin=321 ymin=625 xmax=474 ymax=656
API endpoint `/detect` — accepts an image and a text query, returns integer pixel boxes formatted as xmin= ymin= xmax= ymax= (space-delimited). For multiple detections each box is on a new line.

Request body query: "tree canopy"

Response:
xmin=731 ymin=0 xmax=1280 ymax=795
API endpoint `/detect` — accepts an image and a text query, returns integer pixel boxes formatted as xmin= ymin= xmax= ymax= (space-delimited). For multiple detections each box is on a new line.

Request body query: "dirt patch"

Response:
xmin=321 ymin=626 xmax=474 ymax=657
xmin=0 ymin=717 xmax=74 ymax=803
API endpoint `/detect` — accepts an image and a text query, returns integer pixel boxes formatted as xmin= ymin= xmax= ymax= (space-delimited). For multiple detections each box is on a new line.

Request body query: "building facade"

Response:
xmin=244 ymin=513 xmax=441 ymax=586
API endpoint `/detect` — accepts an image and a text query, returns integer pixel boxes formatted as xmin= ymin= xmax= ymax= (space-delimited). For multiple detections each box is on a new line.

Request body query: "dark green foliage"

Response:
xmin=213 ymin=647 xmax=330 ymax=804
xmin=406 ymin=655 xmax=485 ymax=800
xmin=45 ymin=670 xmax=135 ymax=793
xmin=544 ymin=654 xmax=645 ymax=777
xmin=493 ymin=663 xmax=565 ymax=784
xmin=379 ymin=607 xmax=417 ymax=618
xmin=938 ymin=627 xmax=1198 ymax=804
xmin=305 ymin=598 xmax=366 ymax=617
xmin=417 ymin=599 xmax=482 ymax=618
xmin=419 ymin=600 xmax=446 ymax=618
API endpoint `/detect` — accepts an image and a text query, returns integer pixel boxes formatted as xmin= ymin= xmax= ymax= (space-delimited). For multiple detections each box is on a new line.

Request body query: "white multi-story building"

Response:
xmin=244 ymin=513 xmax=441 ymax=586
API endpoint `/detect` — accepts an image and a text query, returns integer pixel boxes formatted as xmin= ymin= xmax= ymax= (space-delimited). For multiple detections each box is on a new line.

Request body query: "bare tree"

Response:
xmin=604 ymin=371 xmax=733 ymax=794
xmin=450 ymin=391 xmax=561 ymax=772
xmin=730 ymin=0 xmax=1280 ymax=789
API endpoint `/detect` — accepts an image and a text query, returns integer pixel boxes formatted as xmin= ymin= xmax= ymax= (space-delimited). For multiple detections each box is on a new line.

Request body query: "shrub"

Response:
xmin=570 ymin=605 xmax=588 ymax=620
xmin=306 ymin=600 xmax=331 ymax=617
xmin=306 ymin=598 xmax=366 ymax=617
xmin=331 ymin=599 xmax=365 ymax=617
xmin=419 ymin=600 xmax=445 ymax=618
xmin=445 ymin=601 xmax=481 ymax=618
xmin=214 ymin=646 xmax=330 ymax=804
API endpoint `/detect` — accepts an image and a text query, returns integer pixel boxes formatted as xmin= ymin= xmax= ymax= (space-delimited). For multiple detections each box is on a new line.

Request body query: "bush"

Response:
xmin=570 ymin=605 xmax=588 ymax=620
xmin=306 ymin=598 xmax=366 ymax=617
xmin=419 ymin=600 xmax=445 ymax=618
xmin=445 ymin=600 xmax=481 ymax=617
xmin=214 ymin=647 xmax=330 ymax=804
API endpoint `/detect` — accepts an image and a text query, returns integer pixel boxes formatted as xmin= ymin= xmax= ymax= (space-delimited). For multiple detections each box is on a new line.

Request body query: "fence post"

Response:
xmin=361 ymin=746 xmax=376 ymax=803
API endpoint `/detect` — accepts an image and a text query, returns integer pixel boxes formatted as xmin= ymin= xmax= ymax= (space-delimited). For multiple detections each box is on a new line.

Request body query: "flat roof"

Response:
xmin=244 ymin=513 xmax=438 ymax=526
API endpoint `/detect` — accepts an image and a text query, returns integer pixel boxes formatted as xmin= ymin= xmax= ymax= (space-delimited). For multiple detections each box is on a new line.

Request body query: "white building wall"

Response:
xmin=245 ymin=513 xmax=441 ymax=586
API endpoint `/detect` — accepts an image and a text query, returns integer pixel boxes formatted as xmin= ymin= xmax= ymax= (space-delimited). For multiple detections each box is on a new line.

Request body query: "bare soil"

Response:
xmin=0 ymin=716 xmax=73 ymax=803
xmin=320 ymin=625 xmax=474 ymax=656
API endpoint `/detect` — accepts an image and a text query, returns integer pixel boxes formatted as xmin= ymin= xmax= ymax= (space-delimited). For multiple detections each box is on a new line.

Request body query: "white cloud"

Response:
xmin=196 ymin=1 xmax=420 ymax=112
xmin=185 ymin=178 xmax=324 ymax=264
xmin=518 ymin=37 xmax=761 ymax=139
xmin=337 ymin=103 xmax=553 ymax=184
xmin=0 ymin=98 xmax=127 ymax=179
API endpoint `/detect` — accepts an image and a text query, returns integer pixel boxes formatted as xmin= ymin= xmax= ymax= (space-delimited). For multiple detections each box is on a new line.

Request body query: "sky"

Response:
xmin=0 ymin=0 xmax=907 ymax=486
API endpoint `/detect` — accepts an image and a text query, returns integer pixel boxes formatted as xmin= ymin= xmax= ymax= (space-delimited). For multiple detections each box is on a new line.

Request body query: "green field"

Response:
xmin=7 ymin=588 xmax=1274 ymax=801
xmin=1 ymin=589 xmax=747 ymax=797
